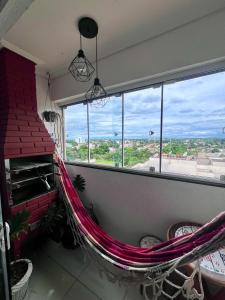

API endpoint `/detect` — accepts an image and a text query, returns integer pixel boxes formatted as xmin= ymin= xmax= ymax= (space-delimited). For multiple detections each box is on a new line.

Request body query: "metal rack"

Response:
xmin=5 ymin=154 xmax=55 ymax=206
xmin=11 ymin=172 xmax=53 ymax=190
xmin=10 ymin=162 xmax=52 ymax=174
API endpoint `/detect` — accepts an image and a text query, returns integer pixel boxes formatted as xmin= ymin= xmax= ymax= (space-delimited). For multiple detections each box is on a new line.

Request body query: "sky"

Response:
xmin=64 ymin=71 xmax=225 ymax=140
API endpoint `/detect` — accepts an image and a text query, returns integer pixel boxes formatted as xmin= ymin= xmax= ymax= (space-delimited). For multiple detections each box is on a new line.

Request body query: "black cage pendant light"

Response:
xmin=85 ymin=35 xmax=108 ymax=106
xmin=68 ymin=17 xmax=97 ymax=82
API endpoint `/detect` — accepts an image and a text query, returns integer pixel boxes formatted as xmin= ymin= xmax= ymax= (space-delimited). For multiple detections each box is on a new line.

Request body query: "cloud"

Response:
xmin=65 ymin=71 xmax=225 ymax=139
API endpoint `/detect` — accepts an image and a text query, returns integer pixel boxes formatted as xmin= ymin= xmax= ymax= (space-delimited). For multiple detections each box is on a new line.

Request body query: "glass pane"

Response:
xmin=64 ymin=103 xmax=88 ymax=162
xmin=124 ymin=86 xmax=161 ymax=171
xmin=89 ymin=96 xmax=122 ymax=166
xmin=162 ymin=71 xmax=225 ymax=180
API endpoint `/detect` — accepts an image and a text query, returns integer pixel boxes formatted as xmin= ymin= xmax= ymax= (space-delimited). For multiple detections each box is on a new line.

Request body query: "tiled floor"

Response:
xmin=25 ymin=240 xmax=145 ymax=300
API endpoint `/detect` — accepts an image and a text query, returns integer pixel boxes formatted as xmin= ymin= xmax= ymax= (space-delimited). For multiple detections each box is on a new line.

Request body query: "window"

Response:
xmin=162 ymin=71 xmax=225 ymax=180
xmin=64 ymin=103 xmax=88 ymax=162
xmin=124 ymin=86 xmax=161 ymax=171
xmin=64 ymin=68 xmax=225 ymax=184
xmin=89 ymin=95 xmax=122 ymax=166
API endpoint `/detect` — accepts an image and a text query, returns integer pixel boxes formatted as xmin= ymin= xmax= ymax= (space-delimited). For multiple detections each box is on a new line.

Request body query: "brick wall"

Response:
xmin=0 ymin=48 xmax=58 ymax=257
xmin=0 ymin=48 xmax=55 ymax=158
xmin=11 ymin=190 xmax=58 ymax=258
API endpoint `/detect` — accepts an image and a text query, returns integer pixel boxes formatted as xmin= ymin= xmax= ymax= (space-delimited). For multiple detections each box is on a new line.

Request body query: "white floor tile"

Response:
xmin=28 ymin=241 xmax=164 ymax=300
xmin=63 ymin=280 xmax=100 ymax=300
xmin=28 ymin=254 xmax=75 ymax=300
xmin=44 ymin=240 xmax=90 ymax=278
xmin=124 ymin=285 xmax=144 ymax=300
xmin=79 ymin=261 xmax=128 ymax=300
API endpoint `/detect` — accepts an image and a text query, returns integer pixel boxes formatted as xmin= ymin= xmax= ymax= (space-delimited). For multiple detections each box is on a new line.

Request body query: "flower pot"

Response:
xmin=11 ymin=259 xmax=33 ymax=300
xmin=42 ymin=111 xmax=57 ymax=122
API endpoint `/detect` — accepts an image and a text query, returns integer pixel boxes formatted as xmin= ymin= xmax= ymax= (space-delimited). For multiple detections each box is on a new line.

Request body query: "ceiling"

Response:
xmin=2 ymin=0 xmax=225 ymax=77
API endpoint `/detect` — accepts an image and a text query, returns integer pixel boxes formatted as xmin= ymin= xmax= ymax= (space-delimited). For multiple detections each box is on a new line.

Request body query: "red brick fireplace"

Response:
xmin=0 ymin=48 xmax=58 ymax=257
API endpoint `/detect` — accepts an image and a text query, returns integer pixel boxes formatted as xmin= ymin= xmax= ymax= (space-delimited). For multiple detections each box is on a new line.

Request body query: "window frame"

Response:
xmin=63 ymin=65 xmax=225 ymax=187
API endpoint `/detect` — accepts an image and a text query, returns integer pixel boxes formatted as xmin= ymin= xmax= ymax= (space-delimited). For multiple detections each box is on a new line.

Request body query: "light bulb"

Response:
xmin=77 ymin=59 xmax=87 ymax=75
xmin=94 ymin=84 xmax=102 ymax=97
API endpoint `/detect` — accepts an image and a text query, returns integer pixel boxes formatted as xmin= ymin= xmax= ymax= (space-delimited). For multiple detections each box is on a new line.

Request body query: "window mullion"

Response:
xmin=87 ymin=102 xmax=90 ymax=163
xmin=122 ymin=93 xmax=124 ymax=167
xmin=159 ymin=84 xmax=164 ymax=172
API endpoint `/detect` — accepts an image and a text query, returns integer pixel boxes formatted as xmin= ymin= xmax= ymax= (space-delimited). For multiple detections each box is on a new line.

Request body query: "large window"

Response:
xmin=89 ymin=95 xmax=122 ymax=166
xmin=64 ymin=69 xmax=225 ymax=184
xmin=64 ymin=103 xmax=88 ymax=162
xmin=162 ymin=72 xmax=225 ymax=180
xmin=124 ymin=86 xmax=161 ymax=171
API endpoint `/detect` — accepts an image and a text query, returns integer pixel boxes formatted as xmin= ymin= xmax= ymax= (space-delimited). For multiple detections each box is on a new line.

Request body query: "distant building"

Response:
xmin=75 ymin=137 xmax=85 ymax=144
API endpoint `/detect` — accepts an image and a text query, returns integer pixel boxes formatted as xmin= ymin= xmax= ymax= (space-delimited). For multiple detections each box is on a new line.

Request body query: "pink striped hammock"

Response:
xmin=56 ymin=155 xmax=225 ymax=272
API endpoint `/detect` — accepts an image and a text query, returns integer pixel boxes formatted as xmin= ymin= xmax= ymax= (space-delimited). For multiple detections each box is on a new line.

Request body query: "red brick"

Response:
xmin=42 ymin=137 xmax=52 ymax=142
xmin=26 ymin=111 xmax=37 ymax=117
xmin=33 ymin=207 xmax=47 ymax=218
xmin=27 ymin=205 xmax=38 ymax=214
xmin=20 ymin=136 xmax=41 ymax=142
xmin=28 ymin=215 xmax=40 ymax=224
xmin=48 ymin=190 xmax=58 ymax=200
xmin=38 ymin=205 xmax=49 ymax=215
xmin=6 ymin=125 xmax=18 ymax=131
xmin=7 ymin=119 xmax=28 ymax=126
xmin=14 ymin=109 xmax=26 ymax=114
xmin=34 ymin=194 xmax=49 ymax=204
xmin=26 ymin=198 xmax=39 ymax=207
xmin=21 ymin=147 xmax=35 ymax=154
xmin=17 ymin=104 xmax=37 ymax=111
xmin=5 ymin=130 xmax=31 ymax=137
xmin=46 ymin=145 xmax=55 ymax=152
xmin=4 ymin=136 xmax=20 ymax=143
xmin=34 ymin=146 xmax=45 ymax=153
xmin=19 ymin=126 xmax=38 ymax=132
xmin=16 ymin=115 xmax=36 ymax=121
xmin=31 ymin=131 xmax=49 ymax=137
xmin=29 ymin=121 xmax=42 ymax=127
xmin=11 ymin=202 xmax=27 ymax=214
xmin=4 ymin=143 xmax=21 ymax=148
xmin=4 ymin=148 xmax=20 ymax=156
xmin=38 ymin=197 xmax=50 ymax=207
xmin=34 ymin=142 xmax=54 ymax=147
xmin=39 ymin=126 xmax=48 ymax=132
xmin=0 ymin=113 xmax=16 ymax=119
xmin=21 ymin=142 xmax=34 ymax=148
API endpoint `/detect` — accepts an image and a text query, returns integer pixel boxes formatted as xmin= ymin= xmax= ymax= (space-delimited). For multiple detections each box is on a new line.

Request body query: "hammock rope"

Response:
xmin=55 ymin=154 xmax=225 ymax=299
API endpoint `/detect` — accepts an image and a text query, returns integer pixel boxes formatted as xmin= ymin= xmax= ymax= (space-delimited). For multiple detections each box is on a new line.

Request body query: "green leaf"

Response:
xmin=73 ymin=175 xmax=86 ymax=192
xmin=9 ymin=210 xmax=30 ymax=241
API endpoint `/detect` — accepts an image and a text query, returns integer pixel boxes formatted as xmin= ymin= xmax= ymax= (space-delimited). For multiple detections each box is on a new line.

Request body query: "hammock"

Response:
xmin=55 ymin=155 xmax=225 ymax=299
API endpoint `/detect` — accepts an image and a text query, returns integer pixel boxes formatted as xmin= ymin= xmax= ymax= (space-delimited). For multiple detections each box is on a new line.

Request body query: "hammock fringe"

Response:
xmin=55 ymin=154 xmax=225 ymax=299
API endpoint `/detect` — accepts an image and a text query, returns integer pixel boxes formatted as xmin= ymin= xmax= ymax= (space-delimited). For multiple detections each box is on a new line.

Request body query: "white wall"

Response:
xmin=67 ymin=164 xmax=225 ymax=245
xmin=53 ymin=9 xmax=225 ymax=247
xmin=36 ymin=74 xmax=64 ymax=155
xmin=52 ymin=9 xmax=225 ymax=104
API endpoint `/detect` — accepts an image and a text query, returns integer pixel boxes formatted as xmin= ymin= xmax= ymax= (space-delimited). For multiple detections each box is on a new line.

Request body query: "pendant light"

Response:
xmin=85 ymin=35 xmax=108 ymax=106
xmin=68 ymin=17 xmax=97 ymax=82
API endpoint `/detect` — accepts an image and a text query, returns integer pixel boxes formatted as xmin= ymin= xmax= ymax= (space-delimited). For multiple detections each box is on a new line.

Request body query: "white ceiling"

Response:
xmin=2 ymin=0 xmax=225 ymax=77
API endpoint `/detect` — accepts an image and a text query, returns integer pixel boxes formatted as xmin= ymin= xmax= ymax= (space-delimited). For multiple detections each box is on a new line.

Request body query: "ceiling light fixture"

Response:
xmin=68 ymin=17 xmax=97 ymax=82
xmin=85 ymin=32 xmax=108 ymax=106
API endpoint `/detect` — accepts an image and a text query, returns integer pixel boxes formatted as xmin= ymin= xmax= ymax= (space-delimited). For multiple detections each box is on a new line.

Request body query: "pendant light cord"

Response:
xmin=96 ymin=35 xmax=98 ymax=77
xmin=80 ymin=33 xmax=82 ymax=50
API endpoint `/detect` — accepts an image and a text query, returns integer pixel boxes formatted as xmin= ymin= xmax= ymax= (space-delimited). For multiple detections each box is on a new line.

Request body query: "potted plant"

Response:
xmin=40 ymin=198 xmax=79 ymax=249
xmin=73 ymin=174 xmax=99 ymax=225
xmin=9 ymin=210 xmax=33 ymax=300
xmin=40 ymin=199 xmax=65 ymax=243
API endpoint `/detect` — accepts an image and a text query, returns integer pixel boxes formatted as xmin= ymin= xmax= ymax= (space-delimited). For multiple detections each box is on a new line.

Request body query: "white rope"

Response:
xmin=59 ymin=188 xmax=205 ymax=300
xmin=143 ymin=259 xmax=204 ymax=300
xmin=55 ymin=165 xmax=225 ymax=299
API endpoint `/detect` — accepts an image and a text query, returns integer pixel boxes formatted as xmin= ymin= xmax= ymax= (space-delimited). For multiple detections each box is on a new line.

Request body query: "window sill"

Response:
xmin=64 ymin=161 xmax=225 ymax=188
